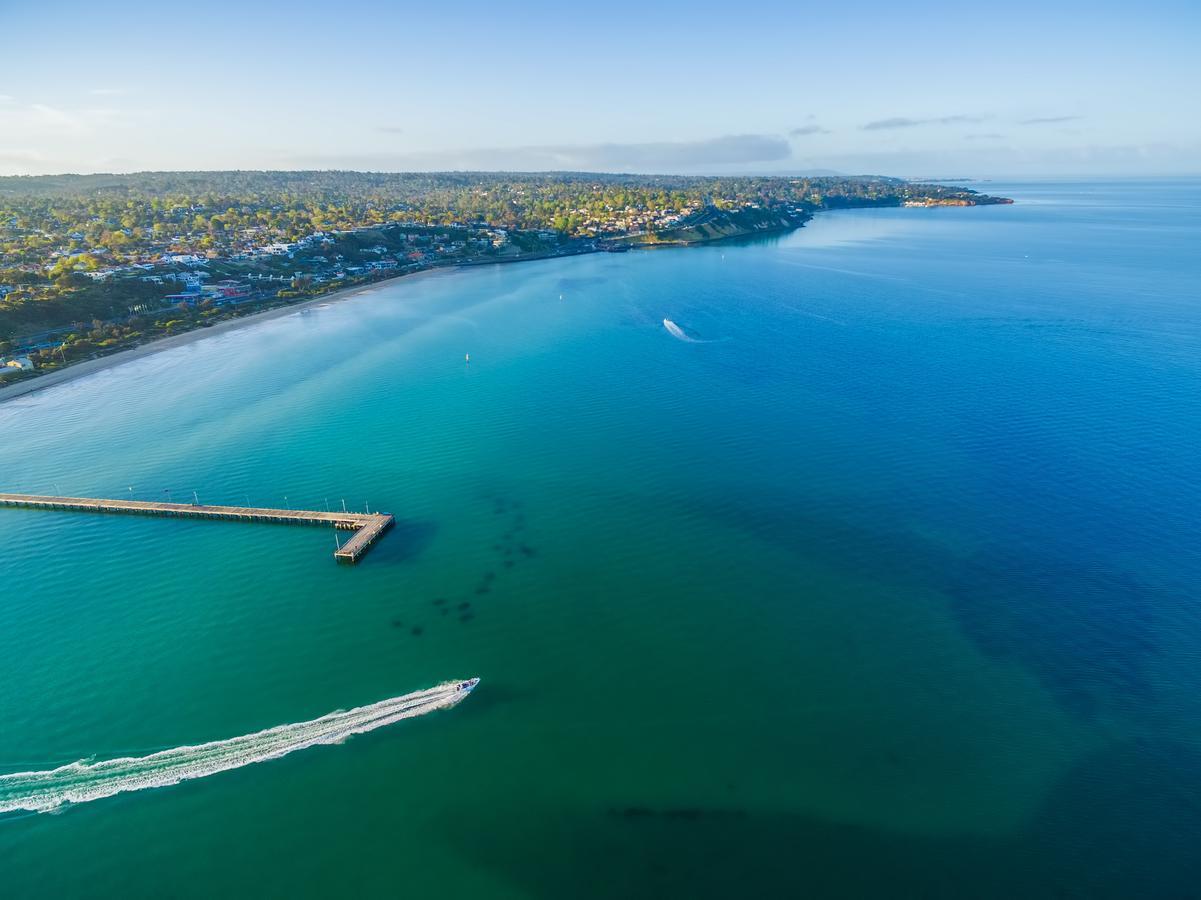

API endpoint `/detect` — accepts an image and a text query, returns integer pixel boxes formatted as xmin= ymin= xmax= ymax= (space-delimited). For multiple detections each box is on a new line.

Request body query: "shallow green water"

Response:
xmin=2 ymin=180 xmax=1199 ymax=897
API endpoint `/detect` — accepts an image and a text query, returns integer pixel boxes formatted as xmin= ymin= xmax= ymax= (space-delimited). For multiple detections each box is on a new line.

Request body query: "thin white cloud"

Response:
xmin=1019 ymin=115 xmax=1082 ymax=125
xmin=797 ymin=140 xmax=1201 ymax=178
xmin=0 ymin=149 xmax=44 ymax=163
xmin=88 ymin=87 xmax=127 ymax=96
xmin=29 ymin=103 xmax=85 ymax=132
xmin=863 ymin=115 xmax=985 ymax=130
xmin=289 ymin=134 xmax=793 ymax=172
xmin=7 ymin=103 xmax=129 ymax=137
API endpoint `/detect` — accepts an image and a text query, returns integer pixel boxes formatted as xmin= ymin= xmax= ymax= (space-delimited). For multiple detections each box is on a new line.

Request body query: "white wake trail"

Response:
xmin=0 ymin=680 xmax=478 ymax=814
xmin=663 ymin=318 xmax=703 ymax=342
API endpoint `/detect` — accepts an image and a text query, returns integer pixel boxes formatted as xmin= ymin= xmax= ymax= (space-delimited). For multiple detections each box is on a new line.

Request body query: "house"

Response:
xmin=164 ymin=292 xmax=201 ymax=305
xmin=3 ymin=357 xmax=35 ymax=372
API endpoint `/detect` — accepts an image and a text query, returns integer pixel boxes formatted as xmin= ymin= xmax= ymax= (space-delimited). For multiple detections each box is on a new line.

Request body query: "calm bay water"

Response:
xmin=1 ymin=180 xmax=1199 ymax=897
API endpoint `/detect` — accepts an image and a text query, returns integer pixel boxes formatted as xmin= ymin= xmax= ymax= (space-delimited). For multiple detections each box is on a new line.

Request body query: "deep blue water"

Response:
xmin=0 ymin=179 xmax=1199 ymax=897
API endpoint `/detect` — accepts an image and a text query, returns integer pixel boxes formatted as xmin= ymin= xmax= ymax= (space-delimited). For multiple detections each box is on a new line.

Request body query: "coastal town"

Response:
xmin=0 ymin=220 xmax=577 ymax=377
xmin=0 ymin=171 xmax=1009 ymax=382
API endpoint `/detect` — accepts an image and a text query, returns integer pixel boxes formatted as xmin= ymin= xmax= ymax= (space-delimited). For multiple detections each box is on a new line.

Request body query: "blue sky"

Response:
xmin=1 ymin=0 xmax=1198 ymax=176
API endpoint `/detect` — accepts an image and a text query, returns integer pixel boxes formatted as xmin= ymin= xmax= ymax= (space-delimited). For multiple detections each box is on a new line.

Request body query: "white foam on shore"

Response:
xmin=0 ymin=681 xmax=475 ymax=814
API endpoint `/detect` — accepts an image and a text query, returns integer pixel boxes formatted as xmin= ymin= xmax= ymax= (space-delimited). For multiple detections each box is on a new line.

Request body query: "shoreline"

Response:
xmin=0 ymin=265 xmax=470 ymax=405
xmin=0 ymin=212 xmax=832 ymax=405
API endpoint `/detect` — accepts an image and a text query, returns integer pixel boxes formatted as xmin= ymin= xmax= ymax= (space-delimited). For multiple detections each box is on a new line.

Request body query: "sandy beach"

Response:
xmin=0 ymin=267 xmax=460 ymax=406
xmin=0 ymin=243 xmax=609 ymax=407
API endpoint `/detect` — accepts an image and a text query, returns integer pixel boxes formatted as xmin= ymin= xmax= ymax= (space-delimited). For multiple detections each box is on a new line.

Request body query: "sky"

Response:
xmin=1 ymin=0 xmax=1198 ymax=177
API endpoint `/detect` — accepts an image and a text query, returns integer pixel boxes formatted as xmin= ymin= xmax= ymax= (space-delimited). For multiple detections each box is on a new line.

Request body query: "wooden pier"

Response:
xmin=0 ymin=493 xmax=394 ymax=564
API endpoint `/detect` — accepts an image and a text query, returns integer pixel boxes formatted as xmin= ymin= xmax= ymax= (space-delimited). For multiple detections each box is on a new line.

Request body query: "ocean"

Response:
xmin=1 ymin=179 xmax=1198 ymax=897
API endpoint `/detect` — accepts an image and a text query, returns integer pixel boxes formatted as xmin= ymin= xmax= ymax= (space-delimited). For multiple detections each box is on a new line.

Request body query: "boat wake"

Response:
xmin=0 ymin=679 xmax=478 ymax=815
xmin=663 ymin=318 xmax=720 ymax=343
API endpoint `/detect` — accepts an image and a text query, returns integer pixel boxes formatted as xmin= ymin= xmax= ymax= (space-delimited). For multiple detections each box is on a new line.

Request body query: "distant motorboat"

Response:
xmin=663 ymin=318 xmax=695 ymax=342
xmin=662 ymin=318 xmax=719 ymax=344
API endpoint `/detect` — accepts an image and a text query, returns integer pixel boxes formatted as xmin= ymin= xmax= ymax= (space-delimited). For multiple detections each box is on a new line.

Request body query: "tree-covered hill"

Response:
xmin=0 ymin=171 xmax=1010 ymax=366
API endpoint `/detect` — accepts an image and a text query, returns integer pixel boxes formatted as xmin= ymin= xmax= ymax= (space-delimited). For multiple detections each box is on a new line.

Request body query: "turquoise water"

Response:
xmin=1 ymin=180 xmax=1199 ymax=897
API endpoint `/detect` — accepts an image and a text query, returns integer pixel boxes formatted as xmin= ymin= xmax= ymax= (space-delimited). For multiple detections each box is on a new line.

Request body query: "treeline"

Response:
xmin=0 ymin=171 xmax=998 ymax=253
xmin=0 ymin=171 xmax=1008 ymax=345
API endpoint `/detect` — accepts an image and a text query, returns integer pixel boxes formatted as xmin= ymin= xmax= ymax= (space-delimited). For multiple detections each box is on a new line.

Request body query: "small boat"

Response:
xmin=457 ymin=678 xmax=480 ymax=693
xmin=663 ymin=318 xmax=699 ymax=343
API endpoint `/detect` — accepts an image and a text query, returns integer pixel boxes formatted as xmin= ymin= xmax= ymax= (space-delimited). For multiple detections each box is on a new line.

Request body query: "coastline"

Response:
xmin=0 ymin=266 xmax=463 ymax=405
xmin=0 ymin=188 xmax=1015 ymax=407
xmin=1 ymin=198 xmax=990 ymax=406
xmin=0 ymin=240 xmax=650 ymax=406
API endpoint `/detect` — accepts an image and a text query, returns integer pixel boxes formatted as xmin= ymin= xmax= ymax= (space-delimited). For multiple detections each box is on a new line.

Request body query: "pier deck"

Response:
xmin=0 ymin=493 xmax=393 ymax=563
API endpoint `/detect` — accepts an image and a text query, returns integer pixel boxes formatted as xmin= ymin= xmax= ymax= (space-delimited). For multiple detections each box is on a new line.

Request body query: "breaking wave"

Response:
xmin=0 ymin=680 xmax=476 ymax=814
